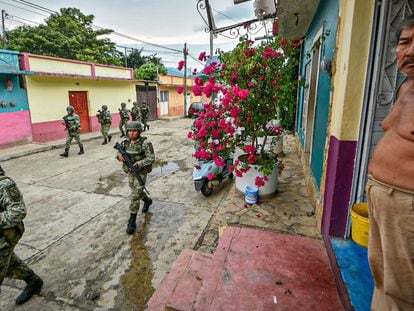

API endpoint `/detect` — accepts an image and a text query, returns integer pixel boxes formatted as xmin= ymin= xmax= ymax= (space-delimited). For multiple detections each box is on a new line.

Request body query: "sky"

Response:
xmin=0 ymin=0 xmax=273 ymax=70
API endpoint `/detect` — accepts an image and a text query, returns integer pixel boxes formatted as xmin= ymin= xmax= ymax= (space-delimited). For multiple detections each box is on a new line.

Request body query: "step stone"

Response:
xmin=147 ymin=249 xmax=216 ymax=311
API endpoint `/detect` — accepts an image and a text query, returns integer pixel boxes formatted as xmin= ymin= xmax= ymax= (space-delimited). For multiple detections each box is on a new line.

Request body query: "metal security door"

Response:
xmin=68 ymin=91 xmax=90 ymax=133
xmin=136 ymin=85 xmax=157 ymax=120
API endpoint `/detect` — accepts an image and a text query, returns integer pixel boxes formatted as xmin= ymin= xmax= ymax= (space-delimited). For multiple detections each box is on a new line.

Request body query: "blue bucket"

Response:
xmin=245 ymin=186 xmax=259 ymax=204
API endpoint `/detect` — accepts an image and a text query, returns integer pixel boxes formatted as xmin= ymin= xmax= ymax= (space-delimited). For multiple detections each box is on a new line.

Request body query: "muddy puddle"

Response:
xmin=149 ymin=160 xmax=180 ymax=175
xmin=120 ymin=213 xmax=155 ymax=310
xmin=94 ymin=171 xmax=125 ymax=194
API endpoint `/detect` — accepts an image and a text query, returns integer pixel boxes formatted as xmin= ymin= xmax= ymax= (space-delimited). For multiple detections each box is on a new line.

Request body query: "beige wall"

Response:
xmin=29 ymin=56 xmax=91 ymax=76
xmin=329 ymin=0 xmax=376 ymax=140
xmin=95 ymin=65 xmax=132 ymax=79
xmin=26 ymin=76 xmax=136 ymax=123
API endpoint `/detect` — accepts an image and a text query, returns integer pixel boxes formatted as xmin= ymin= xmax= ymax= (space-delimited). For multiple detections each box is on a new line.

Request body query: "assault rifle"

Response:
xmin=62 ymin=115 xmax=71 ymax=131
xmin=114 ymin=142 xmax=150 ymax=195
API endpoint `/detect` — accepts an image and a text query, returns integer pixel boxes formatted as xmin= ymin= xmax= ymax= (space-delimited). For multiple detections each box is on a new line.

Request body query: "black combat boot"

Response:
xmin=59 ymin=148 xmax=69 ymax=157
xmin=15 ymin=272 xmax=43 ymax=305
xmin=108 ymin=135 xmax=112 ymax=142
xmin=142 ymin=197 xmax=153 ymax=213
xmin=120 ymin=130 xmax=125 ymax=138
xmin=102 ymin=138 xmax=108 ymax=145
xmin=78 ymin=146 xmax=84 ymax=155
xmin=126 ymin=213 xmax=137 ymax=234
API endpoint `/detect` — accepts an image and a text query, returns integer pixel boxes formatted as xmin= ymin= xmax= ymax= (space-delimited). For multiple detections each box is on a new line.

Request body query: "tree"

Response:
xmin=7 ymin=8 xmax=122 ymax=65
xmin=134 ymin=63 xmax=167 ymax=80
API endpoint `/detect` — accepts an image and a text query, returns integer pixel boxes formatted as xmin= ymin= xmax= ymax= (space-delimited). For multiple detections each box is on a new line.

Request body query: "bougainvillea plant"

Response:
xmin=180 ymin=35 xmax=299 ymax=187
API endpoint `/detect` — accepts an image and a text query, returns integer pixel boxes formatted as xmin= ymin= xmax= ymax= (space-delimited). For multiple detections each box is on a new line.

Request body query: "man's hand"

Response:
xmin=133 ymin=162 xmax=140 ymax=168
xmin=117 ymin=155 xmax=125 ymax=162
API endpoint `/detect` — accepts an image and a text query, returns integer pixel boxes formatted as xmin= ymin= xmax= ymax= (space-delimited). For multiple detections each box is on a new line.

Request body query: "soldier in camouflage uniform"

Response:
xmin=140 ymin=101 xmax=150 ymax=131
xmin=118 ymin=103 xmax=130 ymax=138
xmin=0 ymin=165 xmax=43 ymax=305
xmin=116 ymin=121 xmax=155 ymax=234
xmin=96 ymin=105 xmax=113 ymax=145
xmin=60 ymin=105 xmax=84 ymax=157
xmin=130 ymin=102 xmax=141 ymax=122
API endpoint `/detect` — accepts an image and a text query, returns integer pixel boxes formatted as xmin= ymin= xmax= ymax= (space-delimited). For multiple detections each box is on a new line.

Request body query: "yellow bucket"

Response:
xmin=351 ymin=203 xmax=369 ymax=248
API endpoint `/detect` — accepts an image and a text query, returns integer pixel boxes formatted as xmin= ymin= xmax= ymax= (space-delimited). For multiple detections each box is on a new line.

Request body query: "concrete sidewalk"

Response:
xmin=0 ymin=131 xmax=109 ymax=162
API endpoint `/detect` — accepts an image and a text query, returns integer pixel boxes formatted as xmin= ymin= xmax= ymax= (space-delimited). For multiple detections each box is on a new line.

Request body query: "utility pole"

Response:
xmin=183 ymin=42 xmax=188 ymax=116
xmin=205 ymin=0 xmax=215 ymax=57
xmin=124 ymin=47 xmax=128 ymax=67
xmin=1 ymin=10 xmax=6 ymax=48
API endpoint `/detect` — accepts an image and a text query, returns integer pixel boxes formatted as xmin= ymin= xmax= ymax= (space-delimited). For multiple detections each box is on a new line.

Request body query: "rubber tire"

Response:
xmin=201 ymin=182 xmax=213 ymax=197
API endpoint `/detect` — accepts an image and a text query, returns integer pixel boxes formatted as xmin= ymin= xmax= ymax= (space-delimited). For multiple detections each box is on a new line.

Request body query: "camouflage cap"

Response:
xmin=126 ymin=121 xmax=142 ymax=131
xmin=66 ymin=105 xmax=75 ymax=112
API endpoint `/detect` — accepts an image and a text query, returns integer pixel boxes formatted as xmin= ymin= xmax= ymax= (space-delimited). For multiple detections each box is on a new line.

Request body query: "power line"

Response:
xmin=11 ymin=0 xmax=56 ymax=14
xmin=9 ymin=14 xmax=40 ymax=25
xmin=212 ymin=8 xmax=240 ymax=24
xmin=0 ymin=0 xmax=48 ymax=16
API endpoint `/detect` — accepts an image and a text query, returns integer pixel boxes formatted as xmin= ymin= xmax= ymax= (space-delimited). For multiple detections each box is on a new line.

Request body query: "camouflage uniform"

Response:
xmin=141 ymin=105 xmax=150 ymax=131
xmin=118 ymin=107 xmax=130 ymax=137
xmin=97 ymin=109 xmax=112 ymax=143
xmin=130 ymin=103 xmax=141 ymax=122
xmin=121 ymin=137 xmax=155 ymax=213
xmin=63 ymin=113 xmax=83 ymax=151
xmin=0 ymin=168 xmax=43 ymax=304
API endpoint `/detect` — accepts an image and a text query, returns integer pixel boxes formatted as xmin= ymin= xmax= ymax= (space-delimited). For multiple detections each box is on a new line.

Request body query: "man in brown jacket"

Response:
xmin=366 ymin=14 xmax=414 ymax=310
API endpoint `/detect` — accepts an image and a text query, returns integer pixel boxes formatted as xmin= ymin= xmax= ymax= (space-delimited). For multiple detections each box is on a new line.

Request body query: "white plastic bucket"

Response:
xmin=245 ymin=186 xmax=259 ymax=204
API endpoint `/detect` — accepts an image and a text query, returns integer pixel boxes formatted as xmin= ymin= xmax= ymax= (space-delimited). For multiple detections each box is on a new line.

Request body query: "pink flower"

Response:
xmin=244 ymin=145 xmax=257 ymax=154
xmin=195 ymin=77 xmax=205 ymax=86
xmin=207 ymin=172 xmax=215 ymax=180
xmin=187 ymin=131 xmax=193 ymax=139
xmin=247 ymin=39 xmax=254 ymax=45
xmin=244 ymin=48 xmax=256 ymax=57
xmin=177 ymin=60 xmax=185 ymax=70
xmin=263 ymin=47 xmax=276 ymax=60
xmin=255 ymin=176 xmax=265 ymax=187
xmin=248 ymin=81 xmax=254 ymax=88
xmin=199 ymin=52 xmax=207 ymax=62
xmin=238 ymin=89 xmax=249 ymax=100
xmin=193 ymin=84 xmax=203 ymax=96
xmin=259 ymin=75 xmax=265 ymax=81
xmin=177 ymin=85 xmax=184 ymax=94
xmin=247 ymin=154 xmax=257 ymax=164
xmin=243 ymin=23 xmax=250 ymax=29
xmin=214 ymin=157 xmax=226 ymax=167
xmin=280 ymin=39 xmax=287 ymax=46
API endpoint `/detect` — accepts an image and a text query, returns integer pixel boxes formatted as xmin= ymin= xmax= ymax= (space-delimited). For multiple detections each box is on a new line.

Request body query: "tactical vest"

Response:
xmin=122 ymin=137 xmax=152 ymax=173
xmin=0 ymin=175 xmax=25 ymax=241
xmin=63 ymin=114 xmax=80 ymax=132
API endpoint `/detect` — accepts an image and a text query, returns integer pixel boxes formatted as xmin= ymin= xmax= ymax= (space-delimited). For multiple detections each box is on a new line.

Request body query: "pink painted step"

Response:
xmin=146 ymin=249 xmax=216 ymax=311
xmin=194 ymin=227 xmax=343 ymax=311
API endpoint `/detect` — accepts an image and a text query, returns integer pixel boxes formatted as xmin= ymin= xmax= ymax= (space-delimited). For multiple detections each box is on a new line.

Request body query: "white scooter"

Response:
xmin=192 ymin=157 xmax=233 ymax=197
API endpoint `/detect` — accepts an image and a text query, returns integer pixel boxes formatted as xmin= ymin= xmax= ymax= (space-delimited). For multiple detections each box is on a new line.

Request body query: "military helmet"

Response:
xmin=121 ymin=102 xmax=126 ymax=107
xmin=101 ymin=105 xmax=108 ymax=110
xmin=0 ymin=165 xmax=4 ymax=175
xmin=126 ymin=121 xmax=143 ymax=131
xmin=66 ymin=105 xmax=75 ymax=112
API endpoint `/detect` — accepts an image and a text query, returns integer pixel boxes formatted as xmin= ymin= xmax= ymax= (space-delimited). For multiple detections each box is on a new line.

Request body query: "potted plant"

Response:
xmin=183 ymin=35 xmax=299 ymax=194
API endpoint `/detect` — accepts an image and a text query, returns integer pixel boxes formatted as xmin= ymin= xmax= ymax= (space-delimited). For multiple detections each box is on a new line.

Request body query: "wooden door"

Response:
xmin=69 ymin=91 xmax=90 ymax=133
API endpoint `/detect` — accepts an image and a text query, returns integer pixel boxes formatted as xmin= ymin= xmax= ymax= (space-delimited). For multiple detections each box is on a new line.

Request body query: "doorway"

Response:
xmin=303 ymin=30 xmax=323 ymax=158
xmin=160 ymin=90 xmax=169 ymax=116
xmin=68 ymin=91 xmax=90 ymax=133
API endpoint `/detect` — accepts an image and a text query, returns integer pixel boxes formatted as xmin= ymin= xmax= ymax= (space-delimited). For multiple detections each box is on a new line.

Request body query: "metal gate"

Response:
xmin=136 ymin=85 xmax=157 ymax=120
xmin=352 ymin=0 xmax=414 ymax=202
xmin=68 ymin=91 xmax=90 ymax=133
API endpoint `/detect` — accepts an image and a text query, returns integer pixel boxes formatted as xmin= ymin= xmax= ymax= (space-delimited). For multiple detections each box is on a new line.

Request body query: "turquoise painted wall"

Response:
xmin=296 ymin=0 xmax=339 ymax=189
xmin=0 ymin=49 xmax=29 ymax=113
